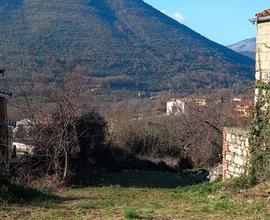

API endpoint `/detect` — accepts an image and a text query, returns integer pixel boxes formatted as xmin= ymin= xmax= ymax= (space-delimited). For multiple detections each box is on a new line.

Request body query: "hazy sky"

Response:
xmin=144 ymin=0 xmax=269 ymax=45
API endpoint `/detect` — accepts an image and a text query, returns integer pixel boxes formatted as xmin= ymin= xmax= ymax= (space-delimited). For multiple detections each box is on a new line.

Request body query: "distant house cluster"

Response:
xmin=232 ymin=98 xmax=252 ymax=118
xmin=166 ymin=96 xmax=252 ymax=118
xmin=166 ymin=97 xmax=207 ymax=115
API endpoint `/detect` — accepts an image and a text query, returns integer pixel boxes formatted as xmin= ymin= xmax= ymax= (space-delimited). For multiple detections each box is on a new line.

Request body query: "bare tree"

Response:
xmin=16 ymin=66 xmax=93 ymax=184
xmin=107 ymin=92 xmax=250 ymax=167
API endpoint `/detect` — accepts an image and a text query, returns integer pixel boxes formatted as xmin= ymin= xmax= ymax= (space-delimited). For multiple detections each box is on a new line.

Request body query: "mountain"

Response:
xmin=228 ymin=38 xmax=256 ymax=60
xmin=0 ymin=0 xmax=254 ymax=93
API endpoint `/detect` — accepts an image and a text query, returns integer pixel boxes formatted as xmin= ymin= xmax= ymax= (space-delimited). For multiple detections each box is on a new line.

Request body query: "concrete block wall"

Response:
xmin=222 ymin=128 xmax=250 ymax=180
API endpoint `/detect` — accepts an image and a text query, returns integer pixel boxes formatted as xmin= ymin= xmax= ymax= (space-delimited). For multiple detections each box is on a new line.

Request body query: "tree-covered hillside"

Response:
xmin=0 ymin=0 xmax=254 ymax=92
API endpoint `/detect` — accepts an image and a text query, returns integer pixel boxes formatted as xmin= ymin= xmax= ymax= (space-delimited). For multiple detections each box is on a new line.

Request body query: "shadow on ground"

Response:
xmin=87 ymin=169 xmax=209 ymax=189
xmin=0 ymin=167 xmax=209 ymax=209
xmin=0 ymin=180 xmax=95 ymax=208
xmin=0 ymin=179 xmax=61 ymax=206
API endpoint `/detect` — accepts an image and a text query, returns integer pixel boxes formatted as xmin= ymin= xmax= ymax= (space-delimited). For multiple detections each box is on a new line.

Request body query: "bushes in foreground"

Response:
xmin=13 ymin=112 xmax=108 ymax=185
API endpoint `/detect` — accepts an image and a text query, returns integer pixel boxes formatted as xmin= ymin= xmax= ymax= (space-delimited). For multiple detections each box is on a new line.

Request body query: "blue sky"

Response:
xmin=144 ymin=0 xmax=269 ymax=45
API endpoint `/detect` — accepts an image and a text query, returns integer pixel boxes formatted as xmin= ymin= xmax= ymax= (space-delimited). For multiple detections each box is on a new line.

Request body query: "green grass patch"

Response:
xmin=0 ymin=171 xmax=269 ymax=220
xmin=176 ymin=181 xmax=222 ymax=205
xmin=224 ymin=176 xmax=252 ymax=191
xmin=123 ymin=208 xmax=141 ymax=219
xmin=102 ymin=200 xmax=115 ymax=210
xmin=210 ymin=199 xmax=234 ymax=211
xmin=76 ymin=200 xmax=95 ymax=210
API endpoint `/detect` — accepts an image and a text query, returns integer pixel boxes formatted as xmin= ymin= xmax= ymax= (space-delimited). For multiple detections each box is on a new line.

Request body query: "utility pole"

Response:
xmin=0 ymin=69 xmax=12 ymax=177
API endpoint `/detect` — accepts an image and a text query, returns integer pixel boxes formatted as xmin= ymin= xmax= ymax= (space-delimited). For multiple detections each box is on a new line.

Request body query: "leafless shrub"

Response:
xmin=13 ymin=67 xmax=106 ymax=185
xmin=107 ymin=92 xmax=251 ymax=167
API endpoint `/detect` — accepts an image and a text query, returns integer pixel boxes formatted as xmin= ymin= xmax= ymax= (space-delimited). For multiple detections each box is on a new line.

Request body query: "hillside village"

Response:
xmin=0 ymin=3 xmax=270 ymax=220
xmin=166 ymin=97 xmax=252 ymax=117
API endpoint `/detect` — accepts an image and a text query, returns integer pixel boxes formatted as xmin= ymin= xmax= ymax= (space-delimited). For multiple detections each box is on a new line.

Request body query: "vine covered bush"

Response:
xmin=249 ymin=80 xmax=270 ymax=184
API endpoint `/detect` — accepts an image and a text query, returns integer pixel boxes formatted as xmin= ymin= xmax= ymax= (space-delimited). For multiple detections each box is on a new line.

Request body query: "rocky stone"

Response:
xmin=225 ymin=155 xmax=232 ymax=161
xmin=226 ymin=134 xmax=232 ymax=142
xmin=228 ymin=165 xmax=235 ymax=173
xmin=236 ymin=149 xmax=243 ymax=156
xmin=235 ymin=157 xmax=245 ymax=166
xmin=207 ymin=164 xmax=222 ymax=183
xmin=234 ymin=167 xmax=244 ymax=175
xmin=245 ymin=139 xmax=249 ymax=147
xmin=207 ymin=195 xmax=216 ymax=199
xmin=225 ymin=173 xmax=231 ymax=179
xmin=228 ymin=145 xmax=234 ymax=152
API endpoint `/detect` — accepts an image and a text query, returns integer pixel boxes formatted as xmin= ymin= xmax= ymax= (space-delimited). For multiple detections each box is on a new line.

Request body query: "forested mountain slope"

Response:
xmin=0 ymin=0 xmax=254 ymax=92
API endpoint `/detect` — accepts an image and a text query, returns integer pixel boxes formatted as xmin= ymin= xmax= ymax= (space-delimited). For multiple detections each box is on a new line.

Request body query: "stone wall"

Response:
xmin=222 ymin=128 xmax=250 ymax=180
xmin=256 ymin=21 xmax=270 ymax=75
xmin=222 ymin=10 xmax=270 ymax=181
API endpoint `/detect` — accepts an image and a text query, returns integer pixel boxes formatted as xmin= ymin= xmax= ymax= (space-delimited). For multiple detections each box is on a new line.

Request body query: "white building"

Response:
xmin=166 ymin=99 xmax=186 ymax=115
xmin=13 ymin=118 xmax=32 ymax=134
xmin=11 ymin=118 xmax=34 ymax=162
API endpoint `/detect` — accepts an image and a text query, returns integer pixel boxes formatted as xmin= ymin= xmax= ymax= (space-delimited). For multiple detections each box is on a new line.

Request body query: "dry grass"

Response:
xmin=1 ymin=171 xmax=270 ymax=220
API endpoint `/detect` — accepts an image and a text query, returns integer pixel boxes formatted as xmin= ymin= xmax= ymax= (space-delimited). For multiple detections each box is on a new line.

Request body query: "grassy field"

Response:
xmin=1 ymin=170 xmax=270 ymax=220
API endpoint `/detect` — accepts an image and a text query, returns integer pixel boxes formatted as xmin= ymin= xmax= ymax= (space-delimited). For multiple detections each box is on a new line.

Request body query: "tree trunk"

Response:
xmin=62 ymin=147 xmax=68 ymax=182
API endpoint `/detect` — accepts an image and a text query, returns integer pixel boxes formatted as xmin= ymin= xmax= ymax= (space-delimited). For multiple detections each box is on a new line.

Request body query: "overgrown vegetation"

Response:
xmin=8 ymin=83 xmax=252 ymax=186
xmin=108 ymin=94 xmax=251 ymax=167
xmin=249 ymin=80 xmax=270 ymax=184
xmin=12 ymin=71 xmax=109 ymax=185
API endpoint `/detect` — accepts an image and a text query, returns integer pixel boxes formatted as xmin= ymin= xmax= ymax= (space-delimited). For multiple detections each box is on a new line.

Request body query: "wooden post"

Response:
xmin=0 ymin=96 xmax=8 ymax=171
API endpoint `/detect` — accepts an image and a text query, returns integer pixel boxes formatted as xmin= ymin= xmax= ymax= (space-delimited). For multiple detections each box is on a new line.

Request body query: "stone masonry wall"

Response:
xmin=222 ymin=10 xmax=270 ymax=181
xmin=254 ymin=20 xmax=270 ymax=104
xmin=222 ymin=128 xmax=250 ymax=180
xmin=256 ymin=21 xmax=270 ymax=75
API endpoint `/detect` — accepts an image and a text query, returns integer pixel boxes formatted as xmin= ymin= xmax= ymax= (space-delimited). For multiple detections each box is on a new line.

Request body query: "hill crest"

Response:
xmin=0 ymin=0 xmax=254 ymax=93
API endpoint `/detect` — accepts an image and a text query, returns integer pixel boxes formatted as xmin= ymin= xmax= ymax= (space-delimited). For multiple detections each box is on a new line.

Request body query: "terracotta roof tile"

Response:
xmin=256 ymin=9 xmax=270 ymax=18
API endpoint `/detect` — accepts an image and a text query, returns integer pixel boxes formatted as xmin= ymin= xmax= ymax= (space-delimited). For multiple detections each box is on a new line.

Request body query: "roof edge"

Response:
xmin=250 ymin=15 xmax=270 ymax=24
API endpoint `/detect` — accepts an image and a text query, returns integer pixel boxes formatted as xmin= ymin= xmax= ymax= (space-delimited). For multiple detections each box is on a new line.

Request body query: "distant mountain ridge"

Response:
xmin=0 ymin=0 xmax=254 ymax=93
xmin=228 ymin=38 xmax=256 ymax=60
